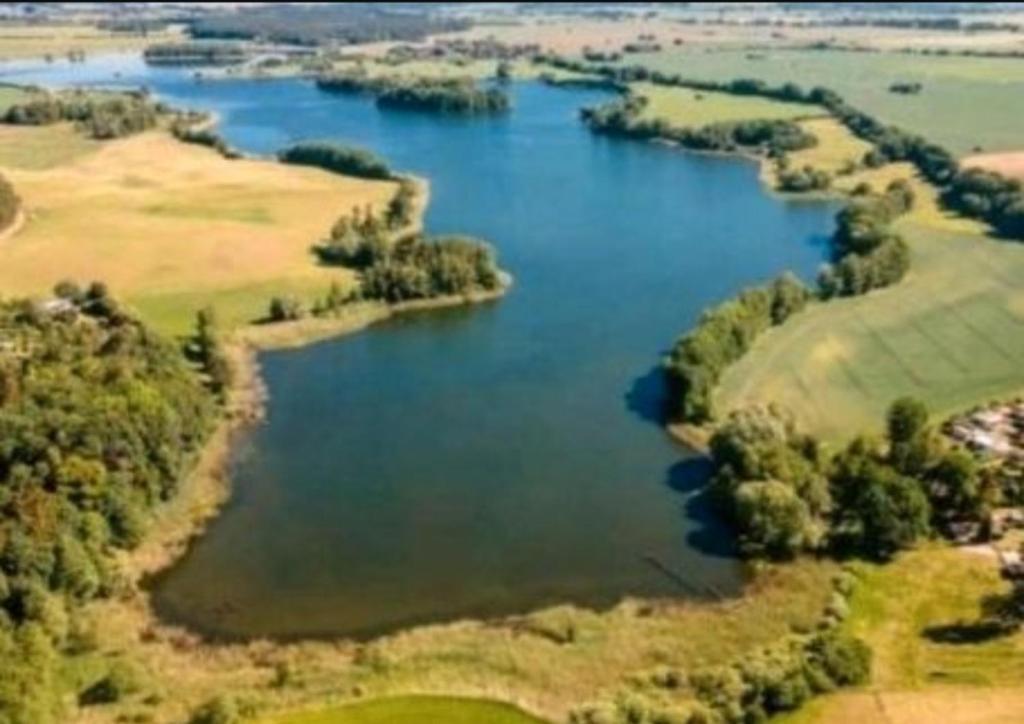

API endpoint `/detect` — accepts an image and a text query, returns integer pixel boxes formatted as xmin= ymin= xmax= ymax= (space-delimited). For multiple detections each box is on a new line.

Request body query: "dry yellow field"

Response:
xmin=0 ymin=22 xmax=183 ymax=60
xmin=0 ymin=127 xmax=397 ymax=335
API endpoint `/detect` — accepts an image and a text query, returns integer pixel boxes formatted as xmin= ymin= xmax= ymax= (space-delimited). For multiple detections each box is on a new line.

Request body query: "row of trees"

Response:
xmin=817 ymin=179 xmax=915 ymax=298
xmin=143 ymin=42 xmax=248 ymax=66
xmin=581 ymin=92 xmax=817 ymax=158
xmin=709 ymin=398 xmax=987 ymax=560
xmin=0 ymin=285 xmax=217 ymax=722
xmin=664 ymin=274 xmax=812 ymax=423
xmin=3 ymin=91 xmax=166 ymax=140
xmin=0 ymin=171 xmax=19 ymax=233
xmin=277 ymin=141 xmax=393 ymax=180
xmin=540 ymin=55 xmax=1024 ymax=242
xmin=316 ymin=71 xmax=510 ymax=115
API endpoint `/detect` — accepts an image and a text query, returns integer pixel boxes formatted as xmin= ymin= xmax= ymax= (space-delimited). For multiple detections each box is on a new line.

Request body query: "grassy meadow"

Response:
xmin=0 ymin=126 xmax=397 ymax=336
xmin=628 ymin=49 xmax=1024 ymax=156
xmin=778 ymin=546 xmax=1024 ymax=724
xmin=633 ymin=82 xmax=820 ymax=127
xmin=265 ymin=696 xmax=547 ymax=724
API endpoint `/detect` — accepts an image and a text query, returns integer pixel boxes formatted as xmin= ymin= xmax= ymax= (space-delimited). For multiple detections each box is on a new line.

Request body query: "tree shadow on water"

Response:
xmin=625 ymin=365 xmax=669 ymax=427
xmin=664 ymin=457 xmax=738 ymax=560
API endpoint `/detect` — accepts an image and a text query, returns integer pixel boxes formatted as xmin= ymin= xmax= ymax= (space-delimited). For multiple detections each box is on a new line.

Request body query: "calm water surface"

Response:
xmin=4 ymin=56 xmax=837 ymax=638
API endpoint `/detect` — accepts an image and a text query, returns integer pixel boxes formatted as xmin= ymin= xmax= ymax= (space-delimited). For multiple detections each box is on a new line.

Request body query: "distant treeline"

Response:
xmin=189 ymin=4 xmax=471 ymax=47
xmin=0 ymin=286 xmax=217 ymax=721
xmin=0 ymin=172 xmax=19 ymax=233
xmin=143 ymin=42 xmax=248 ymax=66
xmin=316 ymin=71 xmax=510 ymax=115
xmin=278 ymin=141 xmax=393 ymax=180
xmin=581 ymin=92 xmax=817 ymax=158
xmin=2 ymin=91 xmax=166 ymax=140
xmin=540 ymin=55 xmax=1024 ymax=242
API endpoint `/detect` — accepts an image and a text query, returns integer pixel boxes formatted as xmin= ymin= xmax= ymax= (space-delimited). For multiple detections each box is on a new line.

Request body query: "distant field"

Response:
xmin=633 ymin=82 xmax=820 ymax=127
xmin=267 ymin=696 xmax=547 ymax=724
xmin=964 ymin=151 xmax=1024 ymax=181
xmin=627 ymin=49 xmax=1024 ymax=156
xmin=0 ymin=127 xmax=395 ymax=336
xmin=778 ymin=546 xmax=1024 ymax=724
xmin=0 ymin=22 xmax=183 ymax=60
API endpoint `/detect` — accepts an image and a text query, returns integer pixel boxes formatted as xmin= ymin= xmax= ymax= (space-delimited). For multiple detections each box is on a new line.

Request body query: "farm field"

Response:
xmin=633 ymin=82 xmax=820 ymax=127
xmin=964 ymin=151 xmax=1024 ymax=181
xmin=266 ymin=696 xmax=547 ymax=724
xmin=0 ymin=22 xmax=183 ymax=60
xmin=778 ymin=546 xmax=1024 ymax=724
xmin=0 ymin=126 xmax=395 ymax=336
xmin=627 ymin=48 xmax=1024 ymax=156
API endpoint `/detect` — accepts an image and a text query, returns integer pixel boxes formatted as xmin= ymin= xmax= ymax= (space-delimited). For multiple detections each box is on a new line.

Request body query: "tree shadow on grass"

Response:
xmin=921 ymin=619 xmax=1015 ymax=644
xmin=664 ymin=457 xmax=738 ymax=560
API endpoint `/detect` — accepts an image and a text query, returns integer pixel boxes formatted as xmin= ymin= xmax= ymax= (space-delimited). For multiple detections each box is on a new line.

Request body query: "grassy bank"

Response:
xmin=264 ymin=696 xmax=547 ymax=724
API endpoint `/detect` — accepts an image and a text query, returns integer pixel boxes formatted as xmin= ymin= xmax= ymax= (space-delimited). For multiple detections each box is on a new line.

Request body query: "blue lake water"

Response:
xmin=3 ymin=55 xmax=837 ymax=638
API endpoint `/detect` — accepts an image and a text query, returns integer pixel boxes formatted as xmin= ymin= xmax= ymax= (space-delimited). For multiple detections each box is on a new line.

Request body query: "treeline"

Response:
xmin=143 ymin=42 xmax=248 ymax=66
xmin=709 ymin=398 xmax=989 ymax=561
xmin=540 ymin=55 xmax=1024 ymax=242
xmin=316 ymin=71 xmax=510 ymax=115
xmin=2 ymin=91 xmax=166 ymax=140
xmin=278 ymin=141 xmax=393 ymax=180
xmin=189 ymin=4 xmax=471 ymax=47
xmin=664 ymin=274 xmax=812 ymax=423
xmin=0 ymin=172 xmax=19 ymax=233
xmin=170 ymin=117 xmax=240 ymax=159
xmin=581 ymin=92 xmax=817 ymax=158
xmin=818 ymin=180 xmax=914 ymax=298
xmin=0 ymin=284 xmax=216 ymax=722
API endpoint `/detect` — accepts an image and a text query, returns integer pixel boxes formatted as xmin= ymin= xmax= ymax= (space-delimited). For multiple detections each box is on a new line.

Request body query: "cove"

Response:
xmin=3 ymin=55 xmax=838 ymax=639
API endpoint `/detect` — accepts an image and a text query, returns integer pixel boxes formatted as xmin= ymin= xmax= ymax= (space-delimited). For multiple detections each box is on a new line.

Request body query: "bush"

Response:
xmin=78 ymin=662 xmax=141 ymax=705
xmin=189 ymin=695 xmax=239 ymax=724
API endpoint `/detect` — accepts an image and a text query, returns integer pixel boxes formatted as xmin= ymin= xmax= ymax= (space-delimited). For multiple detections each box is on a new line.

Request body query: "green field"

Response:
xmin=268 ymin=696 xmax=547 ymax=724
xmin=633 ymin=82 xmax=821 ymax=126
xmin=717 ymin=211 xmax=1024 ymax=442
xmin=628 ymin=49 xmax=1024 ymax=156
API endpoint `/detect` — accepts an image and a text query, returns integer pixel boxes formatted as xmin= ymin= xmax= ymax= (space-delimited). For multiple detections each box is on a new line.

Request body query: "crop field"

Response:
xmin=628 ymin=49 xmax=1024 ymax=156
xmin=778 ymin=546 xmax=1024 ymax=724
xmin=0 ymin=22 xmax=183 ymax=60
xmin=716 ymin=196 xmax=1024 ymax=442
xmin=0 ymin=127 xmax=395 ymax=336
xmin=267 ymin=696 xmax=548 ymax=724
xmin=633 ymin=82 xmax=820 ymax=127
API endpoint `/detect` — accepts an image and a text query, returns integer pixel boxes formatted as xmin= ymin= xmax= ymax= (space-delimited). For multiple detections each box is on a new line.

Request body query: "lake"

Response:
xmin=2 ymin=55 xmax=837 ymax=639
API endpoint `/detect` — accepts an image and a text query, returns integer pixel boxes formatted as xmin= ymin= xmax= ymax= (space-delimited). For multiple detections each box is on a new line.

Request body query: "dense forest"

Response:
xmin=2 ymin=91 xmax=167 ymax=140
xmin=189 ymin=5 xmax=471 ymax=47
xmin=143 ymin=42 xmax=248 ymax=66
xmin=317 ymin=71 xmax=510 ymax=115
xmin=0 ymin=172 xmax=19 ymax=233
xmin=278 ymin=141 xmax=394 ymax=180
xmin=0 ymin=285 xmax=217 ymax=722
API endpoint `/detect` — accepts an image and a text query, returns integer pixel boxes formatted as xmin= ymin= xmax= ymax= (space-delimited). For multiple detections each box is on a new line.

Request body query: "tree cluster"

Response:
xmin=170 ymin=118 xmax=239 ymax=159
xmin=708 ymin=398 xmax=987 ymax=561
xmin=943 ymin=168 xmax=1024 ymax=240
xmin=143 ymin=42 xmax=248 ymax=66
xmin=818 ymin=180 xmax=914 ymax=298
xmin=3 ymin=91 xmax=165 ymax=140
xmin=278 ymin=141 xmax=393 ymax=180
xmin=778 ymin=165 xmax=832 ymax=193
xmin=664 ymin=274 xmax=812 ymax=423
xmin=316 ymin=71 xmax=510 ymax=116
xmin=0 ymin=284 xmax=216 ymax=722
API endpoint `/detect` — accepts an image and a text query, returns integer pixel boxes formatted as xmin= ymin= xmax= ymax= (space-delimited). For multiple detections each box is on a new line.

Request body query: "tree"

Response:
xmin=886 ymin=396 xmax=936 ymax=476
xmin=734 ymin=480 xmax=821 ymax=558
xmin=930 ymin=449 xmax=983 ymax=519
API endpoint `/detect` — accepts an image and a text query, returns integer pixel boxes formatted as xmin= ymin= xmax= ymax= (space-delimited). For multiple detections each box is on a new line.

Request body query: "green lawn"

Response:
xmin=627 ymin=49 xmax=1024 ymax=156
xmin=267 ymin=697 xmax=547 ymax=724
xmin=717 ymin=216 xmax=1024 ymax=443
xmin=633 ymin=82 xmax=821 ymax=126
